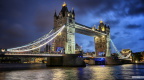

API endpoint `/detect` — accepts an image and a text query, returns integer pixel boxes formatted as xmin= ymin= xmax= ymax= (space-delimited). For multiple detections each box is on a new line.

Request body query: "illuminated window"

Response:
xmin=68 ymin=13 xmax=70 ymax=16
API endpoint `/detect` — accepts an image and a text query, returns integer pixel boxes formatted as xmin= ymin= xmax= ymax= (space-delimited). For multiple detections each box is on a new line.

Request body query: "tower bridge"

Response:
xmin=0 ymin=2 xmax=131 ymax=66
xmin=53 ymin=2 xmax=111 ymax=57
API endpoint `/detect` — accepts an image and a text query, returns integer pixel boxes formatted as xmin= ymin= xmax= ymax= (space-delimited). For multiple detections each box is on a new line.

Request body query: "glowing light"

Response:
xmin=121 ymin=49 xmax=131 ymax=53
xmin=63 ymin=2 xmax=66 ymax=7
xmin=7 ymin=28 xmax=60 ymax=51
xmin=7 ymin=25 xmax=65 ymax=52
xmin=72 ymin=15 xmax=74 ymax=18
xmin=1 ymin=49 xmax=5 ymax=52
xmin=68 ymin=13 xmax=70 ymax=16
xmin=58 ymin=32 xmax=61 ymax=36
xmin=97 ymin=26 xmax=99 ymax=30
xmin=100 ymin=19 xmax=103 ymax=23
xmin=102 ymin=26 xmax=105 ymax=31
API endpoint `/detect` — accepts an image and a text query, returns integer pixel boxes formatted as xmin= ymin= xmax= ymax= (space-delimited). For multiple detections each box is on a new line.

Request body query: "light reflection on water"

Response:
xmin=0 ymin=64 xmax=144 ymax=80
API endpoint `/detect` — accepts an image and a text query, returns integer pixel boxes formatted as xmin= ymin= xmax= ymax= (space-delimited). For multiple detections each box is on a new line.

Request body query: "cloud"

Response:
xmin=128 ymin=0 xmax=144 ymax=16
xmin=123 ymin=31 xmax=131 ymax=35
xmin=105 ymin=20 xmax=120 ymax=27
xmin=111 ymin=35 xmax=116 ymax=40
xmin=34 ymin=9 xmax=53 ymax=32
xmin=139 ymin=37 xmax=144 ymax=40
xmin=87 ymin=41 xmax=94 ymax=47
xmin=70 ymin=0 xmax=121 ymax=15
xmin=5 ymin=24 xmax=27 ymax=37
xmin=125 ymin=24 xmax=141 ymax=29
xmin=114 ymin=32 xmax=120 ymax=35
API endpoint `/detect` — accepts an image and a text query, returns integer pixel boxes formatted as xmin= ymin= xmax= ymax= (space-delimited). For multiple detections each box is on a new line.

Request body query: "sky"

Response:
xmin=0 ymin=0 xmax=144 ymax=53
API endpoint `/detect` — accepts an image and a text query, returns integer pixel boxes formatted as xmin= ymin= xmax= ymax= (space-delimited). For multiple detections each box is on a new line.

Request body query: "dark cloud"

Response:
xmin=125 ymin=24 xmax=141 ymax=29
xmin=0 ymin=23 xmax=27 ymax=38
xmin=111 ymin=32 xmax=119 ymax=40
xmin=128 ymin=0 xmax=144 ymax=16
xmin=105 ymin=20 xmax=120 ymax=26
xmin=123 ymin=31 xmax=131 ymax=36
xmin=139 ymin=37 xmax=144 ymax=40
xmin=70 ymin=0 xmax=121 ymax=15
xmin=111 ymin=35 xmax=116 ymax=40
xmin=114 ymin=32 xmax=120 ymax=35
xmin=34 ymin=12 xmax=53 ymax=32
xmin=6 ymin=24 xmax=27 ymax=37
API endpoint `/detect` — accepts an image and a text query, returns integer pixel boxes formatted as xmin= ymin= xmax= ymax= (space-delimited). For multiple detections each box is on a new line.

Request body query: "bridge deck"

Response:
xmin=1 ymin=53 xmax=63 ymax=57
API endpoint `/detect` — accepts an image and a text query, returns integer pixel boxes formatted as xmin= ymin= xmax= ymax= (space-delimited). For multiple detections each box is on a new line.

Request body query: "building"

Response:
xmin=44 ymin=44 xmax=51 ymax=53
xmin=120 ymin=49 xmax=132 ymax=58
xmin=75 ymin=43 xmax=82 ymax=54
xmin=140 ymin=51 xmax=144 ymax=62
xmin=75 ymin=43 xmax=81 ymax=51
xmin=132 ymin=52 xmax=143 ymax=62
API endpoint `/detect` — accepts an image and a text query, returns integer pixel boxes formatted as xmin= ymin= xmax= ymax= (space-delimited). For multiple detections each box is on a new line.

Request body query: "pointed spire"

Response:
xmin=105 ymin=22 xmax=106 ymax=26
xmin=104 ymin=23 xmax=106 ymax=28
xmin=54 ymin=10 xmax=57 ymax=17
xmin=72 ymin=8 xmax=75 ymax=15
xmin=108 ymin=24 xmax=110 ymax=28
xmin=61 ymin=2 xmax=68 ymax=16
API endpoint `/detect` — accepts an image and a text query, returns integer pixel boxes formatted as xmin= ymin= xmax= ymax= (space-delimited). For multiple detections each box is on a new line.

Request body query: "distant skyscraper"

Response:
xmin=44 ymin=44 xmax=51 ymax=53
xmin=75 ymin=43 xmax=81 ymax=51
xmin=75 ymin=43 xmax=82 ymax=54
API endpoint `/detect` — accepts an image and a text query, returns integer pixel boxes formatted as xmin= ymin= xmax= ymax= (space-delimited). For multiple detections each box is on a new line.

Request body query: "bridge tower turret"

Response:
xmin=53 ymin=2 xmax=75 ymax=54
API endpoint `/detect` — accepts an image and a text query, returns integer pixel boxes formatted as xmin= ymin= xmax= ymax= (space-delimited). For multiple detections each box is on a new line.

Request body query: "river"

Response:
xmin=0 ymin=64 xmax=144 ymax=80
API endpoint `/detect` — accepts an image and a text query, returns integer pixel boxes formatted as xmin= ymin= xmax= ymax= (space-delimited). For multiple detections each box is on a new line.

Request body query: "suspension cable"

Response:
xmin=7 ymin=25 xmax=65 ymax=52
xmin=110 ymin=39 xmax=131 ymax=58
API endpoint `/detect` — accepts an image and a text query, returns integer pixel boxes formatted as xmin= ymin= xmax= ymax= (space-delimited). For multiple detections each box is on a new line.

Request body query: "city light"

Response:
xmin=1 ymin=49 xmax=5 ymax=52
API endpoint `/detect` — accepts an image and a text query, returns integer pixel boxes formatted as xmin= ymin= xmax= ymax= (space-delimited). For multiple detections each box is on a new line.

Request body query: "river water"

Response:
xmin=0 ymin=64 xmax=144 ymax=80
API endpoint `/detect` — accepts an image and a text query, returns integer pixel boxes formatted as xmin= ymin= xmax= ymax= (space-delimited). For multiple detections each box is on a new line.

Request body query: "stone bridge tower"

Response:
xmin=53 ymin=2 xmax=75 ymax=54
xmin=94 ymin=20 xmax=111 ymax=57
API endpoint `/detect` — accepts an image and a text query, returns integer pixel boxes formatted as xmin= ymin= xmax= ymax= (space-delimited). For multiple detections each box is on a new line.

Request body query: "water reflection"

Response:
xmin=0 ymin=64 xmax=144 ymax=80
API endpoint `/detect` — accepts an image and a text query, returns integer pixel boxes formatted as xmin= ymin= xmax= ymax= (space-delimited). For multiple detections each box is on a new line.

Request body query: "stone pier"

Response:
xmin=46 ymin=54 xmax=86 ymax=67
